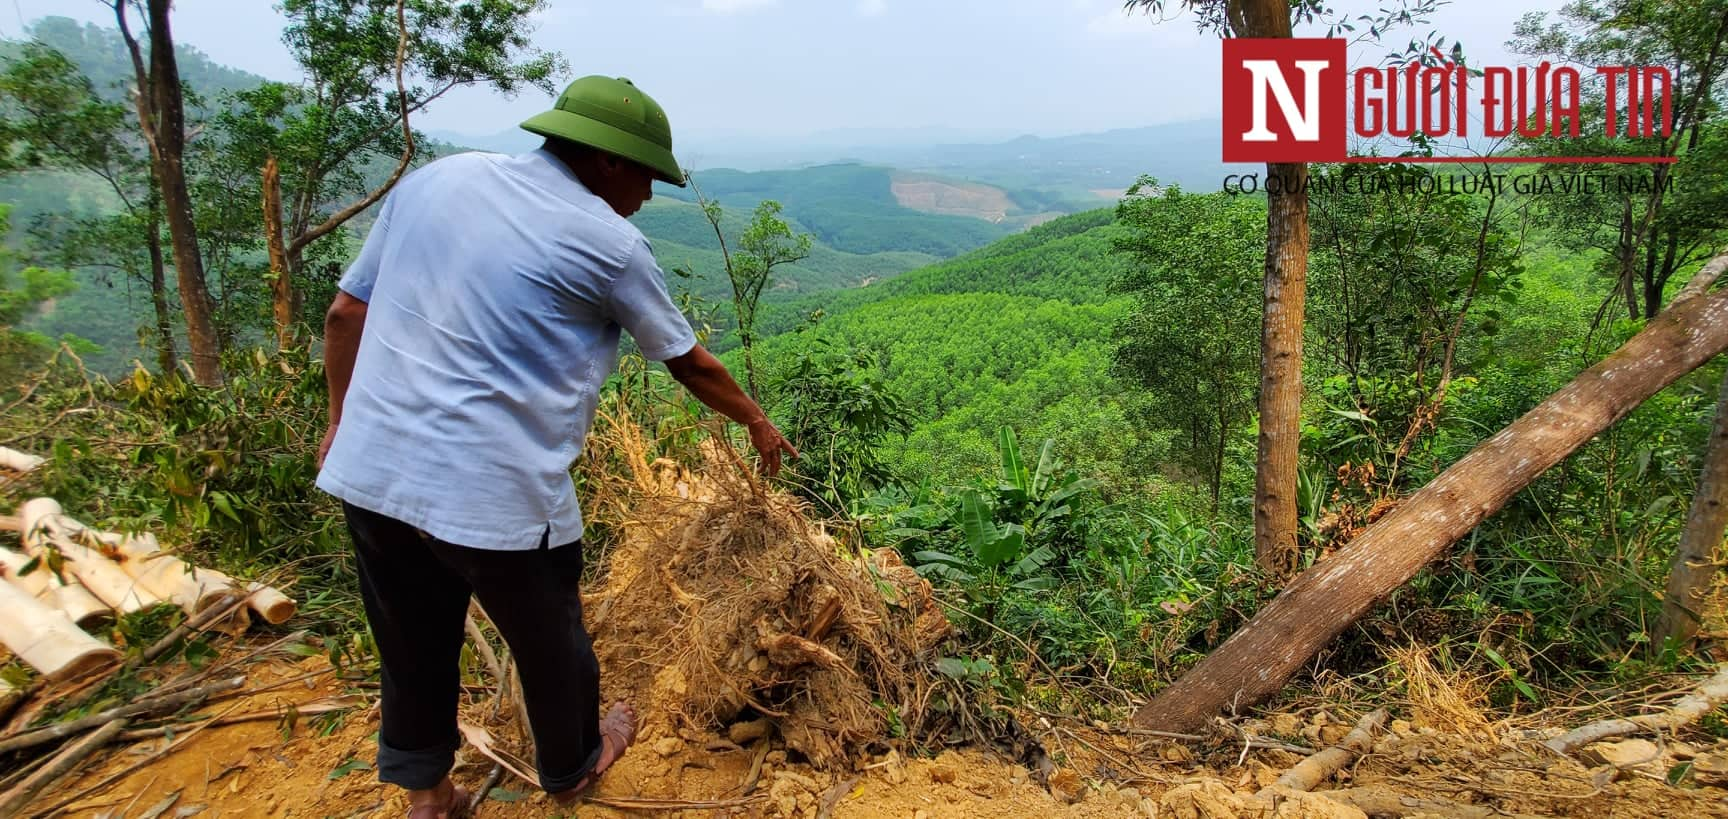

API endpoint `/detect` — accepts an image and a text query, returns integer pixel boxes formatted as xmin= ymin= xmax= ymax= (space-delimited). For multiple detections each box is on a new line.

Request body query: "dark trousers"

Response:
xmin=343 ymin=502 xmax=602 ymax=792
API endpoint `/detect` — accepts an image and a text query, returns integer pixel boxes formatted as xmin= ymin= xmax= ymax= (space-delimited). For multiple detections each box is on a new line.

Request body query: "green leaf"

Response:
xmin=1329 ymin=408 xmax=1374 ymax=424
xmin=1032 ymin=439 xmax=1057 ymax=495
xmin=976 ymin=524 xmax=1024 ymax=568
xmin=488 ymin=788 xmax=527 ymax=803
xmin=935 ymin=657 xmax=969 ymax=678
xmin=328 ymin=757 xmax=371 ymax=780
xmin=958 ymin=490 xmax=999 ymax=562
xmin=911 ymin=550 xmax=966 ymax=567
xmin=284 ymin=642 xmax=323 ymax=658
xmin=208 ymin=492 xmax=241 ymax=524
xmin=998 ymin=426 xmax=1028 ymax=494
xmin=1668 ymin=762 xmax=1693 ymax=786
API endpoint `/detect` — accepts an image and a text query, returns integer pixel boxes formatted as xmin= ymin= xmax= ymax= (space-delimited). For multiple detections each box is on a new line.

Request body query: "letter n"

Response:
xmin=1222 ymin=38 xmax=1347 ymax=163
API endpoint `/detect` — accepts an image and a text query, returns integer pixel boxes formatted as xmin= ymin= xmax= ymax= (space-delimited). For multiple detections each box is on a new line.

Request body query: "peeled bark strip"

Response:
xmin=1262 ymin=709 xmax=1387 ymax=793
xmin=1544 ymin=664 xmax=1728 ymax=755
xmin=1135 ymin=276 xmax=1728 ymax=733
xmin=0 ymin=546 xmax=110 ymax=628
xmin=0 ymin=717 xmax=128 ymax=817
xmin=1655 ymin=366 xmax=1728 ymax=649
xmin=0 ymin=447 xmax=44 ymax=473
xmin=20 ymin=499 xmax=158 ymax=614
xmin=0 ymin=577 xmax=118 ymax=681
xmin=113 ymin=532 xmax=242 ymax=615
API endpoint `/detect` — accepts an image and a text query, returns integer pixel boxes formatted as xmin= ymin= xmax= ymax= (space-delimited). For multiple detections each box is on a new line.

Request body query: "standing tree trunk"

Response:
xmin=262 ymin=155 xmax=297 ymax=350
xmin=1655 ymin=364 xmax=1728 ymax=651
xmin=116 ymin=0 xmax=223 ymax=386
xmin=145 ymin=191 xmax=177 ymax=374
xmin=1134 ymin=251 xmax=1728 ymax=733
xmin=1255 ymin=160 xmax=1308 ymax=577
xmin=1209 ymin=0 xmax=1308 ymax=579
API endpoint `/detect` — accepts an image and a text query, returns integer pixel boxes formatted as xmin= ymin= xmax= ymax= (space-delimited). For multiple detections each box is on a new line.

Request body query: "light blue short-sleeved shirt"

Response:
xmin=315 ymin=148 xmax=697 ymax=550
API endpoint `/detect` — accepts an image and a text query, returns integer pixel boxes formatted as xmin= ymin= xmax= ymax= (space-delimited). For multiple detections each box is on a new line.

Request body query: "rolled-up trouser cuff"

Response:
xmin=541 ymin=743 xmax=604 ymax=794
xmin=378 ymin=736 xmax=459 ymax=790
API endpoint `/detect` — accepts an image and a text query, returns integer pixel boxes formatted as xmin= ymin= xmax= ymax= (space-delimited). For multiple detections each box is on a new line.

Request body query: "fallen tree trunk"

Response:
xmin=1135 ymin=255 xmax=1728 ymax=732
xmin=1543 ymin=664 xmax=1728 ymax=755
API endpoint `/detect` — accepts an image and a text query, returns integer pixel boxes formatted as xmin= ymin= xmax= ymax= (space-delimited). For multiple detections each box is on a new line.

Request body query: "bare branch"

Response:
xmin=288 ymin=0 xmax=415 ymax=255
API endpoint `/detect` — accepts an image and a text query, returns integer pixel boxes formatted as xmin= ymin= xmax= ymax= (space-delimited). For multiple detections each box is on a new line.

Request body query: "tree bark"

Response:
xmin=1230 ymin=0 xmax=1307 ymax=579
xmin=262 ymin=155 xmax=297 ymax=350
xmin=146 ymin=193 xmax=177 ymax=375
xmin=119 ymin=0 xmax=222 ymax=386
xmin=1254 ymin=160 xmax=1309 ymax=578
xmin=1134 ymin=254 xmax=1728 ymax=733
xmin=1655 ymin=364 xmax=1728 ymax=650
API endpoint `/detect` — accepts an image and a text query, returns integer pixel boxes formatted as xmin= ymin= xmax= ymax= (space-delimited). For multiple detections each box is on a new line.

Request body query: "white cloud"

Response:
xmin=701 ymin=0 xmax=777 ymax=12
xmin=858 ymin=0 xmax=886 ymax=17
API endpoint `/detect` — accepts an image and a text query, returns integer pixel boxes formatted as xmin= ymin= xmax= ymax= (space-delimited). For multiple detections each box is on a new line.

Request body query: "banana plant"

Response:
xmin=914 ymin=489 xmax=1056 ymax=592
xmin=995 ymin=427 xmax=1098 ymax=535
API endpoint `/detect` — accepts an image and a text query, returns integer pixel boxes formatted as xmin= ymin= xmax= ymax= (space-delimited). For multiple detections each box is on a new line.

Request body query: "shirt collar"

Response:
xmin=522 ymin=146 xmax=592 ymax=196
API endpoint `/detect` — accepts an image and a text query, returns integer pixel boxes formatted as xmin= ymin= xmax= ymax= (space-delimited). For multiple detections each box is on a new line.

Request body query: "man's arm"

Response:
xmin=663 ymin=345 xmax=798 ymax=476
xmin=319 ymin=290 xmax=368 ymax=467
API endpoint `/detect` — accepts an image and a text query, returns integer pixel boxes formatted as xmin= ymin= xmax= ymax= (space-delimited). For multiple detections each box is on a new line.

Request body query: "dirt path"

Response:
xmin=43 ymin=654 xmax=1728 ymax=819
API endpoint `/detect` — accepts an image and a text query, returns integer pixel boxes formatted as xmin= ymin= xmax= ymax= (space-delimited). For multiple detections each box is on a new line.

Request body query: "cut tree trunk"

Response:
xmin=1655 ymin=364 xmax=1728 ymax=651
xmin=1134 ymin=258 xmax=1728 ymax=733
xmin=105 ymin=528 xmax=295 ymax=623
xmin=262 ymin=154 xmax=298 ymax=351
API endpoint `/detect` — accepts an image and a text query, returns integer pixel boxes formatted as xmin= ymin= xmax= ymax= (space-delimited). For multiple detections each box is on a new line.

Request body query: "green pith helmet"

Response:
xmin=521 ymin=75 xmax=685 ymax=187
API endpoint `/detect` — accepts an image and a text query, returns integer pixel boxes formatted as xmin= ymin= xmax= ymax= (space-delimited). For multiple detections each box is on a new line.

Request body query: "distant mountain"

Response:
xmin=424 ymin=128 xmax=539 ymax=156
xmin=430 ymin=121 xmax=1230 ymax=201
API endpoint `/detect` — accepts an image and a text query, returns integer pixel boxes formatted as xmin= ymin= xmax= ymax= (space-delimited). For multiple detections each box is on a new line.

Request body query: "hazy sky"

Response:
xmin=8 ymin=0 xmax=1571 ymax=143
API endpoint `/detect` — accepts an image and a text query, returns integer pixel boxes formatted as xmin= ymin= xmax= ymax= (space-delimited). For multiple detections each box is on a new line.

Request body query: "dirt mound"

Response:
xmin=584 ymin=425 xmax=950 ymax=769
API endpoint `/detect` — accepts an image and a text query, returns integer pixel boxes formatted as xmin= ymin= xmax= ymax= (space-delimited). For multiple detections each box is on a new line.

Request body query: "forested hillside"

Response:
xmin=3 ymin=16 xmax=1039 ymax=376
xmin=7 ymin=2 xmax=1728 ymax=817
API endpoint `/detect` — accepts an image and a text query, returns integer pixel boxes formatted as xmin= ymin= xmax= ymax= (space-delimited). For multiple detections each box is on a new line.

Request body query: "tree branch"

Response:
xmin=288 ymin=0 xmax=415 ymax=256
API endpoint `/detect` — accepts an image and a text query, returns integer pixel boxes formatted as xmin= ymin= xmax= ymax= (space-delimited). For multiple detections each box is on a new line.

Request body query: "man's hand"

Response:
xmin=747 ymin=417 xmax=799 ymax=477
xmin=317 ymin=423 xmax=339 ymax=469
xmin=664 ymin=346 xmax=801 ymax=476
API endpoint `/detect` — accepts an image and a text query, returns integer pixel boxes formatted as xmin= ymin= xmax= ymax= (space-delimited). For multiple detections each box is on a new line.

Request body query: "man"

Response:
xmin=316 ymin=75 xmax=796 ymax=819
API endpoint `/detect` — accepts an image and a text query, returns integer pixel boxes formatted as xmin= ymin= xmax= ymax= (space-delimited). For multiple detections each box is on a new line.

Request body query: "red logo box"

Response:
xmin=1222 ymin=38 xmax=1347 ymax=163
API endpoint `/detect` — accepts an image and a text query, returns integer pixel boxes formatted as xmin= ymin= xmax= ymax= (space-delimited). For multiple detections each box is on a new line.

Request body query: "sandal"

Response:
xmin=552 ymin=702 xmax=638 ymax=805
xmin=406 ymin=780 xmax=471 ymax=819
